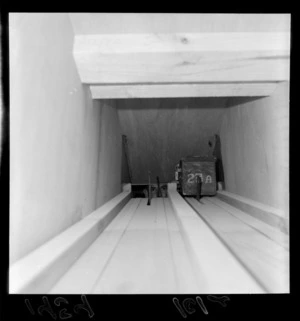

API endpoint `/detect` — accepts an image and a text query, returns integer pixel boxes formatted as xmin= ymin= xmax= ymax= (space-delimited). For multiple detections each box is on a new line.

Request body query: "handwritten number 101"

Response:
xmin=173 ymin=295 xmax=230 ymax=318
xmin=25 ymin=295 xmax=94 ymax=319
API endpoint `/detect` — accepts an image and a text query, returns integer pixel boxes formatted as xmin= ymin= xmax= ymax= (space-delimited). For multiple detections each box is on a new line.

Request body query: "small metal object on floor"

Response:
xmin=196 ymin=176 xmax=202 ymax=201
xmin=156 ymin=176 xmax=162 ymax=197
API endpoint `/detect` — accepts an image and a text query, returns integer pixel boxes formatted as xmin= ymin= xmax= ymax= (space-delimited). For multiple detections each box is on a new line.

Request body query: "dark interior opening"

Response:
xmin=131 ymin=184 xmax=168 ymax=198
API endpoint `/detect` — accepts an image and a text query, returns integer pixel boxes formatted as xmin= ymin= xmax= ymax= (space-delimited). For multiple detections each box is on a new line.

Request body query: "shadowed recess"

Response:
xmin=117 ymin=97 xmax=229 ymax=183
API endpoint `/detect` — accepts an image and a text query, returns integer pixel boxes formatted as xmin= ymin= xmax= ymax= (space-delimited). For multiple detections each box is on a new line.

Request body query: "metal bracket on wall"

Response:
xmin=147 ymin=171 xmax=151 ymax=206
xmin=122 ymin=135 xmax=133 ymax=184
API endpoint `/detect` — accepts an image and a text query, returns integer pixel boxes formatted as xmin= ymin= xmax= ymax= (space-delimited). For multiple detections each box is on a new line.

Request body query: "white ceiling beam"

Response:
xmin=69 ymin=14 xmax=290 ymax=35
xmin=73 ymin=32 xmax=290 ymax=85
xmin=90 ymin=82 xmax=279 ymax=99
xmin=74 ymin=32 xmax=289 ymax=54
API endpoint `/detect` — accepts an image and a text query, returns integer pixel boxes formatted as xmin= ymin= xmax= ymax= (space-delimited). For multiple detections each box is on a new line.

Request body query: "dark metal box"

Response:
xmin=179 ymin=156 xmax=217 ymax=196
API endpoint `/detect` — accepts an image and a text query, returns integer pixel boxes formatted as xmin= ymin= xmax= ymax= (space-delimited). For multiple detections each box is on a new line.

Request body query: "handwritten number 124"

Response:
xmin=25 ymin=295 xmax=94 ymax=319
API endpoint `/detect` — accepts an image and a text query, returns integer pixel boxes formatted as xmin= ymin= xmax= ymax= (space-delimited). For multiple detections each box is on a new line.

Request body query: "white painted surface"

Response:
xmin=218 ymin=190 xmax=286 ymax=219
xmin=9 ymin=13 xmax=123 ymax=264
xmin=186 ymin=197 xmax=289 ymax=293
xmin=9 ymin=13 xmax=101 ymax=263
xmin=90 ymin=82 xmax=279 ymax=99
xmin=74 ymin=48 xmax=289 ymax=84
xmin=220 ymin=82 xmax=289 ymax=217
xmin=50 ymin=198 xmax=200 ymax=294
xmin=168 ymin=187 xmax=264 ymax=293
xmin=96 ymin=101 xmax=122 ymax=207
xmin=49 ymin=198 xmax=141 ymax=293
xmin=69 ymin=13 xmax=290 ymax=35
xmin=91 ymin=198 xmax=199 ymax=293
xmin=17 ymin=193 xmax=286 ymax=294
xmin=217 ymin=190 xmax=288 ymax=234
xmin=9 ymin=191 xmax=131 ymax=294
xmin=208 ymin=196 xmax=289 ymax=250
xmin=72 ymin=15 xmax=290 ymax=96
xmin=74 ymin=33 xmax=289 ymax=53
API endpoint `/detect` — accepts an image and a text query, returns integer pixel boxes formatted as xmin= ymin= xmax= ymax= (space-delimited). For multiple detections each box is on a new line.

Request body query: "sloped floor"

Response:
xmin=49 ymin=196 xmax=289 ymax=294
xmin=50 ymin=198 xmax=200 ymax=293
xmin=185 ymin=196 xmax=289 ymax=292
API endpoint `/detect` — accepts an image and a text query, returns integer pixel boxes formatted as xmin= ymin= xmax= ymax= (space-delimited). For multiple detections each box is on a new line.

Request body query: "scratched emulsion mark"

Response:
xmin=173 ymin=295 xmax=230 ymax=318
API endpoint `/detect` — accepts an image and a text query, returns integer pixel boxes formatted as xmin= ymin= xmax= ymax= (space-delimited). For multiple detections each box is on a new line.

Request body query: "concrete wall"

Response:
xmin=220 ymin=82 xmax=289 ymax=216
xmin=9 ymin=14 xmax=121 ymax=263
xmin=96 ymin=101 xmax=122 ymax=207
xmin=117 ymin=98 xmax=228 ymax=183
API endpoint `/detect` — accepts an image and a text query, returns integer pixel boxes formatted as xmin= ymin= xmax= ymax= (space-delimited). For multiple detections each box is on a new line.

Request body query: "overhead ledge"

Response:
xmin=90 ymin=82 xmax=279 ymax=99
xmin=73 ymin=32 xmax=290 ymax=85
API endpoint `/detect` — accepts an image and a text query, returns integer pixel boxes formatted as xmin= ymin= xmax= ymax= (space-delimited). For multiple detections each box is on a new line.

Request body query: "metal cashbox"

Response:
xmin=176 ymin=156 xmax=217 ymax=196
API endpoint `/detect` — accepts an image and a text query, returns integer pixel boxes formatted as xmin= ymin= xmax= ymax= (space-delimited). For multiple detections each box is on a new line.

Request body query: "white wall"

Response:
xmin=220 ymin=82 xmax=289 ymax=217
xmin=9 ymin=13 xmax=122 ymax=263
xmin=96 ymin=101 xmax=122 ymax=207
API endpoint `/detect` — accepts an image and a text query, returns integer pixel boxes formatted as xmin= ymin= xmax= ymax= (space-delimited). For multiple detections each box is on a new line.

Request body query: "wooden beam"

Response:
xmin=69 ymin=14 xmax=290 ymax=35
xmin=73 ymin=32 xmax=290 ymax=84
xmin=167 ymin=183 xmax=264 ymax=293
xmin=217 ymin=190 xmax=289 ymax=234
xmin=9 ymin=190 xmax=131 ymax=293
xmin=50 ymin=198 xmax=141 ymax=294
xmin=92 ymin=198 xmax=179 ymax=293
xmin=186 ymin=197 xmax=289 ymax=293
xmin=207 ymin=196 xmax=289 ymax=250
xmin=90 ymin=82 xmax=279 ymax=99
xmin=74 ymin=32 xmax=289 ymax=54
